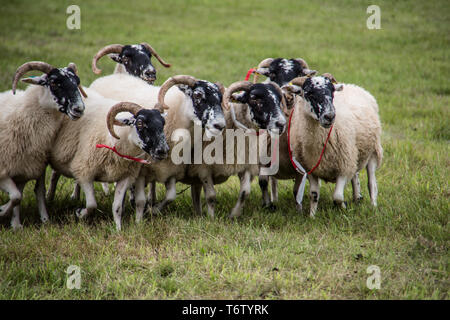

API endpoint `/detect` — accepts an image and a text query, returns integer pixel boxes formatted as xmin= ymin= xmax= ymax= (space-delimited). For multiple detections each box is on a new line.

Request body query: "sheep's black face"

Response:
xmin=232 ymin=83 xmax=286 ymax=134
xmin=131 ymin=109 xmax=169 ymax=161
xmin=258 ymin=58 xmax=312 ymax=86
xmin=110 ymin=44 xmax=156 ymax=84
xmin=178 ymin=81 xmax=226 ymax=138
xmin=46 ymin=67 xmax=85 ymax=120
xmin=302 ymin=76 xmax=337 ymax=128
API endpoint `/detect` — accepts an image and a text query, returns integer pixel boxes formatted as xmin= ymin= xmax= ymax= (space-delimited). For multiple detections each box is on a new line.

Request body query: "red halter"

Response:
xmin=287 ymin=107 xmax=333 ymax=175
xmin=96 ymin=144 xmax=151 ymax=164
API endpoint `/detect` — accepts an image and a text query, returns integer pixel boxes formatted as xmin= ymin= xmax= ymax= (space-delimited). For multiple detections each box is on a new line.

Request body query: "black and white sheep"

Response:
xmin=284 ymin=74 xmax=382 ymax=216
xmin=0 ymin=61 xmax=86 ymax=229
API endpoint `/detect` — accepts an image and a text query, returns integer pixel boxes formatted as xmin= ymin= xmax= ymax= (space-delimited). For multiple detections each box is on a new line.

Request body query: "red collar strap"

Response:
xmin=96 ymin=144 xmax=151 ymax=164
xmin=245 ymin=68 xmax=256 ymax=81
xmin=287 ymin=106 xmax=333 ymax=206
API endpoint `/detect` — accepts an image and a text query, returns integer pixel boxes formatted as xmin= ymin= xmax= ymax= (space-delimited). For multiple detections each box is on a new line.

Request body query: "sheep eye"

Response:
xmin=193 ymin=92 xmax=203 ymax=100
xmin=136 ymin=119 xmax=144 ymax=129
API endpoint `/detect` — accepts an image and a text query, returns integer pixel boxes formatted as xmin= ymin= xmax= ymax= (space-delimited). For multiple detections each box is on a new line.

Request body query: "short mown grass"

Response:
xmin=0 ymin=0 xmax=448 ymax=299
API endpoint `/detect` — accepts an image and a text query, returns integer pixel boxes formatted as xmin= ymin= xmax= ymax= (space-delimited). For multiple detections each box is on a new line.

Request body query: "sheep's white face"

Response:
xmin=302 ymin=76 xmax=343 ymax=128
xmin=178 ymin=80 xmax=226 ymax=138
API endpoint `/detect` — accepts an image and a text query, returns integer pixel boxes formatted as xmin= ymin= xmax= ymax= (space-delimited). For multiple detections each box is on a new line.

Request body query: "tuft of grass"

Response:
xmin=0 ymin=0 xmax=449 ymax=299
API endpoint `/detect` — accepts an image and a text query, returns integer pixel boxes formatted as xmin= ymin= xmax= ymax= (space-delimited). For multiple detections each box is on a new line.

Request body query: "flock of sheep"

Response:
xmin=0 ymin=43 xmax=382 ymax=231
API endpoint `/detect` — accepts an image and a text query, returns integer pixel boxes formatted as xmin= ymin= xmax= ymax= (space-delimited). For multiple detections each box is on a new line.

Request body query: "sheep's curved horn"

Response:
xmin=269 ymin=82 xmax=288 ymax=114
xmin=140 ymin=43 xmax=171 ymax=68
xmin=92 ymin=44 xmax=124 ymax=74
xmin=323 ymin=73 xmax=338 ymax=84
xmin=253 ymin=58 xmax=274 ymax=83
xmin=154 ymin=75 xmax=197 ymax=112
xmin=294 ymin=58 xmax=317 ymax=76
xmin=294 ymin=58 xmax=310 ymax=70
xmin=106 ymin=102 xmax=143 ymax=140
xmin=215 ymin=82 xmax=225 ymax=96
xmin=290 ymin=76 xmax=309 ymax=88
xmin=222 ymin=81 xmax=253 ymax=111
xmin=257 ymin=58 xmax=274 ymax=70
xmin=67 ymin=62 xmax=88 ymax=98
xmin=12 ymin=61 xmax=54 ymax=94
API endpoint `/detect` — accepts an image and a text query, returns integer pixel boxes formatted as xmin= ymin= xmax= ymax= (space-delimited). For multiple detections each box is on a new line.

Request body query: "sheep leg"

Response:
xmin=351 ymin=172 xmax=363 ymax=202
xmin=201 ymin=176 xmax=216 ymax=218
xmin=367 ymin=157 xmax=378 ymax=206
xmin=10 ymin=182 xmax=25 ymax=230
xmin=0 ymin=177 xmax=22 ymax=217
xmin=148 ymin=181 xmax=156 ymax=207
xmin=71 ymin=182 xmax=81 ymax=200
xmin=293 ymin=175 xmax=303 ymax=213
xmin=46 ymin=170 xmax=60 ymax=201
xmin=112 ymin=177 xmax=132 ymax=231
xmin=35 ymin=172 xmax=49 ymax=224
xmin=270 ymin=176 xmax=278 ymax=203
xmin=191 ymin=183 xmax=202 ymax=215
xmin=75 ymin=181 xmax=96 ymax=219
xmin=259 ymin=175 xmax=274 ymax=210
xmin=229 ymin=170 xmax=252 ymax=219
xmin=333 ymin=176 xmax=347 ymax=209
xmin=308 ymin=175 xmax=320 ymax=217
xmin=153 ymin=177 xmax=176 ymax=214
xmin=101 ymin=182 xmax=110 ymax=196
xmin=128 ymin=183 xmax=136 ymax=208
xmin=134 ymin=176 xmax=146 ymax=223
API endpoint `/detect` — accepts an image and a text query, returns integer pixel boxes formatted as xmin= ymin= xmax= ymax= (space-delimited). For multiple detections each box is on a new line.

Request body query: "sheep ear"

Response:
xmin=21 ymin=75 xmax=47 ymax=86
xmin=334 ymin=83 xmax=344 ymax=91
xmin=231 ymin=91 xmax=247 ymax=103
xmin=108 ymin=53 xmax=122 ymax=64
xmin=303 ymin=69 xmax=317 ymax=77
xmin=282 ymin=84 xmax=303 ymax=95
xmin=114 ymin=113 xmax=135 ymax=126
xmin=255 ymin=67 xmax=270 ymax=76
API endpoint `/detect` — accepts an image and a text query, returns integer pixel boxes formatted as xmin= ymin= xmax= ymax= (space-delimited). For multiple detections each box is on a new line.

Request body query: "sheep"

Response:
xmin=92 ymin=42 xmax=171 ymax=84
xmin=0 ymin=61 xmax=86 ymax=229
xmin=183 ymin=80 xmax=288 ymax=218
xmin=47 ymin=42 xmax=171 ymax=201
xmin=249 ymin=57 xmax=318 ymax=209
xmin=283 ymin=73 xmax=382 ymax=217
xmin=253 ymin=58 xmax=379 ymax=210
xmin=49 ymin=96 xmax=169 ymax=231
xmin=88 ymin=73 xmax=226 ymax=213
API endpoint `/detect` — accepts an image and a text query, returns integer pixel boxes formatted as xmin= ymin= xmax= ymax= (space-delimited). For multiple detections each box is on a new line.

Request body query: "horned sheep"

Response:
xmin=284 ymin=74 xmax=382 ymax=216
xmin=0 ymin=61 xmax=86 ymax=229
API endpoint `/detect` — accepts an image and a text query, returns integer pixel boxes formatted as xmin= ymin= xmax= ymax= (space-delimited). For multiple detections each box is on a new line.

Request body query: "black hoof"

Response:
xmin=262 ymin=203 xmax=277 ymax=211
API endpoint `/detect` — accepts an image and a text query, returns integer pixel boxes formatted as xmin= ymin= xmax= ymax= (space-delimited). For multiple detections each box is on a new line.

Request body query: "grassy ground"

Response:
xmin=0 ymin=0 xmax=448 ymax=299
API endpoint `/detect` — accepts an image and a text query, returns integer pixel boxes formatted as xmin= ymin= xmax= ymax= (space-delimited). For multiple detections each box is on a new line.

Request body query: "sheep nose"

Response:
xmin=323 ymin=113 xmax=335 ymax=123
xmin=213 ymin=123 xmax=225 ymax=131
xmin=275 ymin=120 xmax=286 ymax=132
xmin=73 ymin=105 xmax=84 ymax=114
xmin=144 ymin=69 xmax=156 ymax=78
xmin=156 ymin=148 xmax=168 ymax=158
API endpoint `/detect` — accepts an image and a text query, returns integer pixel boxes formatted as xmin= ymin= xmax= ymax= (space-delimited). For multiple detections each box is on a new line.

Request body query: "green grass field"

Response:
xmin=0 ymin=0 xmax=448 ymax=299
